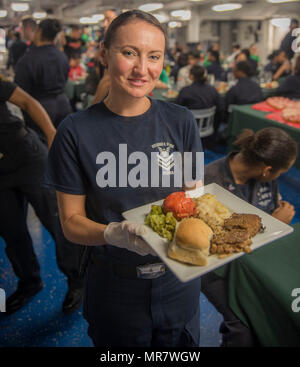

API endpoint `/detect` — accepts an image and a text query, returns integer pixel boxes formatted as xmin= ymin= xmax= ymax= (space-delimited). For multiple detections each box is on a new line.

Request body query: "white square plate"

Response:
xmin=122 ymin=183 xmax=293 ymax=282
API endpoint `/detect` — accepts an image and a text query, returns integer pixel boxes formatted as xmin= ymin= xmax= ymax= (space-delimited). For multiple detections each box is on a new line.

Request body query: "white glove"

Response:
xmin=104 ymin=220 xmax=156 ymax=256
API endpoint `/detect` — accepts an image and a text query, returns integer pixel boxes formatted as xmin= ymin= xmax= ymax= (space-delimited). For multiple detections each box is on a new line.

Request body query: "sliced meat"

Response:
xmin=224 ymin=213 xmax=262 ymax=237
xmin=212 ymin=229 xmax=250 ymax=245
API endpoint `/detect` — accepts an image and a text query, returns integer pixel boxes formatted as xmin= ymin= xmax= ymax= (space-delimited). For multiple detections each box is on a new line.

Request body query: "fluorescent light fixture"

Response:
xmin=139 ymin=3 xmax=164 ymax=12
xmin=0 ymin=10 xmax=7 ymax=17
xmin=79 ymin=17 xmax=98 ymax=24
xmin=33 ymin=11 xmax=47 ymax=19
xmin=92 ymin=14 xmax=104 ymax=21
xmin=153 ymin=14 xmax=169 ymax=23
xmin=171 ymin=10 xmax=191 ymax=20
xmin=267 ymin=0 xmax=299 ymax=3
xmin=168 ymin=21 xmax=182 ymax=28
xmin=11 ymin=2 xmax=30 ymax=11
xmin=212 ymin=3 xmax=242 ymax=12
xmin=271 ymin=18 xmax=291 ymax=28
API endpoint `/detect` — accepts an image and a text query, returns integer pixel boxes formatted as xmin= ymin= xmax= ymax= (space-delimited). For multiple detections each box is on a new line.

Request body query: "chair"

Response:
xmin=191 ymin=106 xmax=216 ymax=138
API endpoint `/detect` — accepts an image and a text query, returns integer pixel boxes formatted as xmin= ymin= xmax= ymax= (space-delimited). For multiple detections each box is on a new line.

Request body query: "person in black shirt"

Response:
xmin=9 ymin=32 xmax=27 ymax=69
xmin=176 ymin=64 xmax=224 ymax=117
xmin=205 ymin=50 xmax=225 ymax=81
xmin=274 ymin=55 xmax=300 ymax=100
xmin=280 ymin=18 xmax=299 ymax=60
xmin=15 ymin=18 xmax=72 ymax=139
xmin=264 ymin=49 xmax=291 ymax=81
xmin=0 ymin=77 xmax=84 ymax=315
xmin=225 ymin=61 xmax=263 ymax=110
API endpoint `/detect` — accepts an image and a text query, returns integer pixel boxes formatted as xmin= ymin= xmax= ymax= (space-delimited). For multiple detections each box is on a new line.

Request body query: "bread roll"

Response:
xmin=168 ymin=218 xmax=213 ymax=266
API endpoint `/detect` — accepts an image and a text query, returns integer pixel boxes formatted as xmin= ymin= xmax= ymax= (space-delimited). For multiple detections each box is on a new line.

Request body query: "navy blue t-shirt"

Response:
xmin=44 ymin=99 xmax=203 ymax=264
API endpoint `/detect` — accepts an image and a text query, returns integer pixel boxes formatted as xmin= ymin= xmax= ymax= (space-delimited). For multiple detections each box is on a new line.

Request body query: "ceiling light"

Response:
xmin=212 ymin=3 xmax=242 ymax=12
xmin=33 ymin=11 xmax=47 ymax=19
xmin=267 ymin=0 xmax=300 ymax=3
xmin=152 ymin=14 xmax=169 ymax=23
xmin=79 ymin=17 xmax=98 ymax=25
xmin=92 ymin=14 xmax=104 ymax=21
xmin=168 ymin=21 xmax=182 ymax=28
xmin=171 ymin=10 xmax=191 ymax=20
xmin=139 ymin=3 xmax=164 ymax=12
xmin=0 ymin=10 xmax=7 ymax=18
xmin=11 ymin=2 xmax=30 ymax=12
xmin=271 ymin=18 xmax=291 ymax=28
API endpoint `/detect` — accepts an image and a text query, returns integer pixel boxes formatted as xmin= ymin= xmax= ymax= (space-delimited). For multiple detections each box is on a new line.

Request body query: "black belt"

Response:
xmin=90 ymin=253 xmax=166 ymax=280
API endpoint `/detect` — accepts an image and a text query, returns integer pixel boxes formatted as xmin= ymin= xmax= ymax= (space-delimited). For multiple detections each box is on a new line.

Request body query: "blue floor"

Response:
xmin=1 ymin=146 xmax=299 ymax=347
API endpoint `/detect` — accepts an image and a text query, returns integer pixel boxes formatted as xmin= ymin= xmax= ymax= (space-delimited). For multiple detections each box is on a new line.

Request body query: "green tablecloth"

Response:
xmin=227 ymin=104 xmax=300 ymax=170
xmin=215 ymin=222 xmax=300 ymax=346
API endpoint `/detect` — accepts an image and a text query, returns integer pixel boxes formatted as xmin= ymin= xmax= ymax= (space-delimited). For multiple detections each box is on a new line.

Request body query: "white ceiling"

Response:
xmin=0 ymin=0 xmax=300 ymax=25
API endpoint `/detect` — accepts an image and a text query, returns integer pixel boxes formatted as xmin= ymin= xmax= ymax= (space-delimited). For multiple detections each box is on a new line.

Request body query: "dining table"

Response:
xmin=214 ymin=222 xmax=300 ymax=347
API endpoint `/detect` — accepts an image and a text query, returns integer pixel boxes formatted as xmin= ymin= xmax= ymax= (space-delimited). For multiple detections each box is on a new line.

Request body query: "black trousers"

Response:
xmin=0 ymin=130 xmax=83 ymax=290
xmin=0 ymin=186 xmax=84 ymax=289
xmin=201 ymin=272 xmax=259 ymax=347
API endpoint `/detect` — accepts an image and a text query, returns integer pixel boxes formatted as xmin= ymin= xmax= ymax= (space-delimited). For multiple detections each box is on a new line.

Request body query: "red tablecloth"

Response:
xmin=252 ymin=102 xmax=300 ymax=129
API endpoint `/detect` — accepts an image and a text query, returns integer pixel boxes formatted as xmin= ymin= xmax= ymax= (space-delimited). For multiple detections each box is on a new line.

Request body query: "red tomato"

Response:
xmin=162 ymin=192 xmax=196 ymax=220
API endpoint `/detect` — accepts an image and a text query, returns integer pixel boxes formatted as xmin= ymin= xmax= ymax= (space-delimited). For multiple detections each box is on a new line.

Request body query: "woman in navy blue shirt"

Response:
xmin=45 ymin=10 xmax=203 ymax=347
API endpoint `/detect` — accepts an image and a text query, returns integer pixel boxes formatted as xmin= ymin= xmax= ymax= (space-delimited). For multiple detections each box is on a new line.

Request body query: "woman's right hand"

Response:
xmin=272 ymin=201 xmax=295 ymax=224
xmin=104 ymin=220 xmax=157 ymax=256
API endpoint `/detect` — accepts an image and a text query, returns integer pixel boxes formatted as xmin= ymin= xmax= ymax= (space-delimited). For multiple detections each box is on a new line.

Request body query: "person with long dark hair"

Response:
xmin=201 ymin=127 xmax=297 ymax=346
xmin=15 ymin=18 xmax=72 ymax=140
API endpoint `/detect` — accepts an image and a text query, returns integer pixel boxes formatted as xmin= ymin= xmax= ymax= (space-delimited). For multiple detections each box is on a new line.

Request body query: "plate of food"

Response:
xmin=122 ymin=183 xmax=293 ymax=282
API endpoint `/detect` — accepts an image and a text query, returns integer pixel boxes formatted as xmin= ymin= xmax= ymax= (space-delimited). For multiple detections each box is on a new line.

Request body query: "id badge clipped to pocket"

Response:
xmin=136 ymin=263 xmax=166 ymax=279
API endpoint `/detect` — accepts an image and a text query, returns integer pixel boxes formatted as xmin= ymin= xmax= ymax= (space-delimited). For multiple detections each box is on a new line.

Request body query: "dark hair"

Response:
xmin=188 ymin=51 xmax=200 ymax=59
xmin=295 ymin=55 xmax=300 ymax=75
xmin=291 ymin=18 xmax=299 ymax=26
xmin=235 ymin=61 xmax=254 ymax=77
xmin=240 ymin=48 xmax=250 ymax=59
xmin=38 ymin=19 xmax=62 ymax=42
xmin=209 ymin=50 xmax=219 ymax=63
xmin=190 ymin=65 xmax=207 ymax=84
xmin=177 ymin=52 xmax=189 ymax=67
xmin=268 ymin=49 xmax=285 ymax=61
xmin=103 ymin=9 xmax=166 ymax=49
xmin=21 ymin=16 xmax=37 ymax=30
xmin=234 ymin=128 xmax=298 ymax=172
xmin=233 ymin=44 xmax=240 ymax=50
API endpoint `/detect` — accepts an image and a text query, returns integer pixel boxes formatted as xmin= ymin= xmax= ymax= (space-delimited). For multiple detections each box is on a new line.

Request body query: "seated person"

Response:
xmin=176 ymin=65 xmax=223 ymax=112
xmin=274 ymin=55 xmax=300 ymax=100
xmin=264 ymin=49 xmax=291 ymax=81
xmin=235 ymin=48 xmax=258 ymax=76
xmin=205 ymin=50 xmax=225 ymax=82
xmin=202 ymin=127 xmax=297 ymax=347
xmin=225 ymin=61 xmax=263 ymax=110
xmin=68 ymin=52 xmax=86 ymax=81
xmin=177 ymin=51 xmax=201 ymax=91
xmin=176 ymin=65 xmax=224 ymax=140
